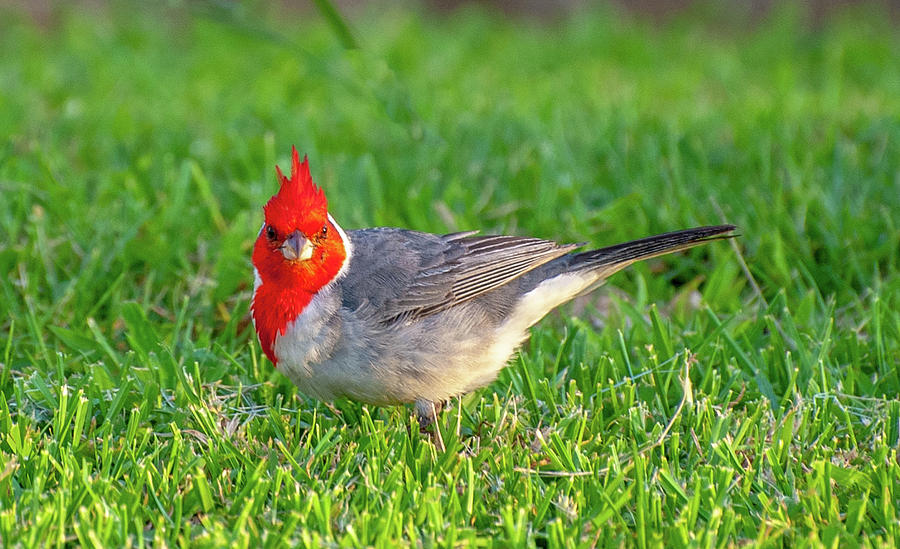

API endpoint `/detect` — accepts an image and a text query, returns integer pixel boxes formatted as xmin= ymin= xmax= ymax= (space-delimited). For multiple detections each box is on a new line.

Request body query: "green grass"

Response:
xmin=2 ymin=1 xmax=899 ymax=546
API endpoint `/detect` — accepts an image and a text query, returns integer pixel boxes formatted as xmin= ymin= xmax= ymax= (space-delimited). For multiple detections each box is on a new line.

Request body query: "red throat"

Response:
xmin=251 ymin=148 xmax=347 ymax=364
xmin=251 ymin=284 xmax=314 ymax=365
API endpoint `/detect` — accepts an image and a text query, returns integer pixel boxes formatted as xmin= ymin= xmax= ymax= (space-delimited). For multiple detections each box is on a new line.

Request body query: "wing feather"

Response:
xmin=378 ymin=233 xmax=578 ymax=325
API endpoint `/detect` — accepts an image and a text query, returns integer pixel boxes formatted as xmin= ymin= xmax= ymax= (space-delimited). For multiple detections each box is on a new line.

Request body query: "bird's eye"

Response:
xmin=321 ymin=225 xmax=328 ymax=238
xmin=265 ymin=226 xmax=277 ymax=241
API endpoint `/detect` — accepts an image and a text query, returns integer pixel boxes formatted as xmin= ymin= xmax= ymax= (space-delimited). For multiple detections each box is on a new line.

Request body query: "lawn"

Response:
xmin=1 ymin=1 xmax=899 ymax=546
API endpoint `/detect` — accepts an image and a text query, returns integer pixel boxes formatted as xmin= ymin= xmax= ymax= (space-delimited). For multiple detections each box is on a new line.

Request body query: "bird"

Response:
xmin=251 ymin=147 xmax=735 ymax=433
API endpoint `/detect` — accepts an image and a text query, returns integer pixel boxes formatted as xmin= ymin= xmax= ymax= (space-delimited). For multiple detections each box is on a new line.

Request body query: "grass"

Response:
xmin=1 ymin=1 xmax=899 ymax=546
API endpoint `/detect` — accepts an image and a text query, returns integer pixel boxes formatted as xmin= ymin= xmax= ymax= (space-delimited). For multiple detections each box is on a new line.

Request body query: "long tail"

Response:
xmin=571 ymin=224 xmax=737 ymax=279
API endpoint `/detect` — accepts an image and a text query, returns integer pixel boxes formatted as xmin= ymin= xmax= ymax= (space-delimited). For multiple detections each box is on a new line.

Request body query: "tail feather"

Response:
xmin=572 ymin=224 xmax=737 ymax=277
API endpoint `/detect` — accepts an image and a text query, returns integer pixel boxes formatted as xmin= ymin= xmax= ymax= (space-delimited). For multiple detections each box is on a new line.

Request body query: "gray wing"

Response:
xmin=342 ymin=228 xmax=579 ymax=325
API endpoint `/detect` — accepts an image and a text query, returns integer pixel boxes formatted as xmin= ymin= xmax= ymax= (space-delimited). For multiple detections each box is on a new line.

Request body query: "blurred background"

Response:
xmin=3 ymin=0 xmax=897 ymax=304
xmin=6 ymin=0 xmax=900 ymax=21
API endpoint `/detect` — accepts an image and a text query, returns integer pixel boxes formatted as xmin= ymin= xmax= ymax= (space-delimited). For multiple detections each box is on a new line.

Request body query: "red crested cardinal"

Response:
xmin=252 ymin=147 xmax=735 ymax=429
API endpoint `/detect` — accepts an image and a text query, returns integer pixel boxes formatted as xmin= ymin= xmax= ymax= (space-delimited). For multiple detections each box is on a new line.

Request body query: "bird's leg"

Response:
xmin=415 ymin=399 xmax=443 ymax=427
xmin=414 ymin=399 xmax=445 ymax=451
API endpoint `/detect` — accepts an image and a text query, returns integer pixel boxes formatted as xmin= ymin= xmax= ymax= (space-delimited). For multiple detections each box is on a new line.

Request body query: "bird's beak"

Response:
xmin=281 ymin=231 xmax=314 ymax=262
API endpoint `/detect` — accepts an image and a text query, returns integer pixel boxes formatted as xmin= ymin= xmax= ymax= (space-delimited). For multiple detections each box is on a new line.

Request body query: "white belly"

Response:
xmin=272 ymin=271 xmax=600 ymax=405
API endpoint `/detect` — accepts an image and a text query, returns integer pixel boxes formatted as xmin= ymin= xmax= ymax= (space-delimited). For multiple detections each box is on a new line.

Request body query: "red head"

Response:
xmin=251 ymin=148 xmax=348 ymax=364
